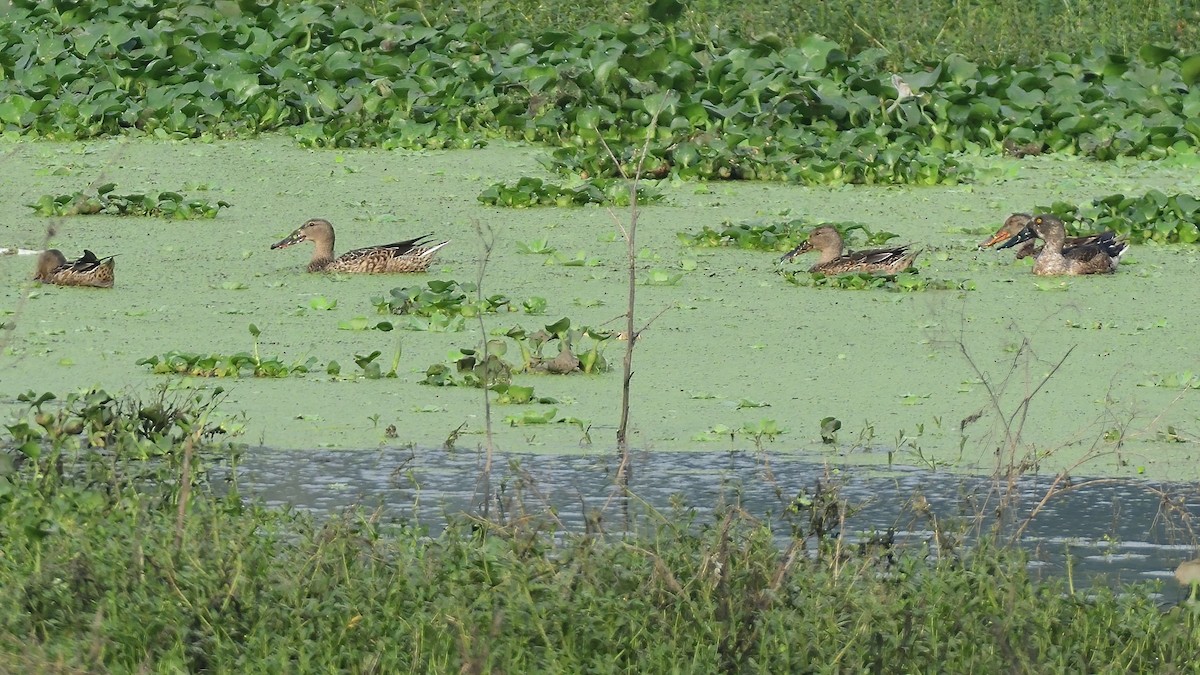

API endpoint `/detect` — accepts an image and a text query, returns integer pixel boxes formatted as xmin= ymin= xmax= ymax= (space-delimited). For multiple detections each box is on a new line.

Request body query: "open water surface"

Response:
xmin=230 ymin=447 xmax=1200 ymax=604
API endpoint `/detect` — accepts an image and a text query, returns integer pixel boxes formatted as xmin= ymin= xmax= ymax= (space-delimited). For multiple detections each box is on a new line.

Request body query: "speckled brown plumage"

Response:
xmin=271 ymin=218 xmax=450 ymax=274
xmin=998 ymin=214 xmax=1127 ymax=276
xmin=981 ymin=213 xmax=1118 ymax=260
xmin=780 ymin=226 xmax=919 ymax=275
xmin=34 ymin=249 xmax=115 ymax=288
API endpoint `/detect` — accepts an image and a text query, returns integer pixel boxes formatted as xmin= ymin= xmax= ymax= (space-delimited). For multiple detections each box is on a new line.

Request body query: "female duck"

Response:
xmin=34 ymin=249 xmax=115 ymax=288
xmin=981 ymin=213 xmax=1117 ymax=259
xmin=272 ymin=218 xmax=449 ymax=274
xmin=998 ymin=214 xmax=1126 ymax=275
xmin=780 ymin=225 xmax=919 ymax=275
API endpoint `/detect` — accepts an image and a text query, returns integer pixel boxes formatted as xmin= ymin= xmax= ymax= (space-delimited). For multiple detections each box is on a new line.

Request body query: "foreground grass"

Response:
xmin=2 ymin=392 xmax=1198 ymax=672
xmin=6 ymin=482 xmax=1199 ymax=672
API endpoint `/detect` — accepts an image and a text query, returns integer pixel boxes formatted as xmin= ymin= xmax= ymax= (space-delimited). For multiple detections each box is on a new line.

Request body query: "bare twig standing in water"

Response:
xmin=595 ymin=93 xmax=677 ymax=491
xmin=473 ymin=219 xmax=498 ymax=519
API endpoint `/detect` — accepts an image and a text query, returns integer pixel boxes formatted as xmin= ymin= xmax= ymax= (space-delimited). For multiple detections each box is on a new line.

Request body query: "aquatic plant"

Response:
xmin=423 ymin=318 xmax=614 ymax=390
xmin=136 ymin=350 xmax=318 ymax=378
xmin=1 ymin=1 xmax=1197 ymax=188
xmin=9 ymin=386 xmax=237 ymax=454
xmin=508 ymin=319 xmax=614 ymax=375
xmin=1138 ymin=371 xmax=1200 ymax=389
xmin=781 ymin=270 xmax=977 ymax=291
xmin=820 ymin=416 xmax=842 ymax=444
xmin=491 ymin=384 xmax=557 ymax=405
xmin=503 ymin=407 xmax=558 ymax=425
xmin=643 ymin=268 xmax=684 ymax=286
xmin=336 ymin=317 xmax=395 ymax=332
xmin=308 ymin=296 xmax=337 ymax=311
xmin=691 ymin=419 xmax=786 ymax=447
xmin=422 ymin=345 xmax=515 ymax=391
xmin=1036 ymin=190 xmax=1200 ymax=244
xmin=544 ymin=250 xmax=602 ymax=267
xmin=135 ymin=324 xmax=399 ymax=380
xmin=516 ymin=239 xmax=556 ymax=255
xmin=679 ymin=218 xmax=898 ymax=253
xmin=478 ymin=176 xmax=664 ymax=207
xmin=26 ymin=183 xmax=230 ymax=219
xmin=373 ymin=279 xmax=512 ymax=327
xmin=521 ymin=297 xmax=548 ymax=315
xmin=741 ymin=418 xmax=786 ymax=450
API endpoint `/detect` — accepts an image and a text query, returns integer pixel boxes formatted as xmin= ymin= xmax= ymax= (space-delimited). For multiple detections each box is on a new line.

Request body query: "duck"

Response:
xmin=33 ymin=249 xmax=115 ymax=288
xmin=980 ymin=213 xmax=1119 ymax=260
xmin=998 ymin=214 xmax=1127 ymax=276
xmin=271 ymin=218 xmax=450 ymax=274
xmin=780 ymin=225 xmax=919 ymax=275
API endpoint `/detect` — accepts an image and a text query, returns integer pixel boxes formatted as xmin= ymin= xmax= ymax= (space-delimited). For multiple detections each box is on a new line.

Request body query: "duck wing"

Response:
xmin=845 ymin=245 xmax=913 ymax=266
xmin=69 ymin=249 xmax=115 ymax=272
xmin=1062 ymin=239 xmax=1126 ymax=263
xmin=339 ymin=234 xmax=437 ymax=262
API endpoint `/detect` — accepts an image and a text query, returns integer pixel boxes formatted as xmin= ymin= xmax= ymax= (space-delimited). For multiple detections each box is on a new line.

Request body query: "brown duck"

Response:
xmin=998 ymin=214 xmax=1127 ymax=275
xmin=33 ymin=249 xmax=115 ymax=288
xmin=271 ymin=218 xmax=449 ymax=273
xmin=981 ymin=213 xmax=1118 ymax=259
xmin=780 ymin=225 xmax=919 ymax=275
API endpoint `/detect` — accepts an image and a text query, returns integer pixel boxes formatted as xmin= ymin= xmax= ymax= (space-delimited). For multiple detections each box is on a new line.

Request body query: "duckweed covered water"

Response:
xmin=1 ymin=137 xmax=1200 ymax=479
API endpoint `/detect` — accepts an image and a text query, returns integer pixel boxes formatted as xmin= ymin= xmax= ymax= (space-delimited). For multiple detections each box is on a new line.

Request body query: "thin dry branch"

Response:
xmin=593 ymin=94 xmax=675 ymax=490
xmin=472 ymin=219 xmax=498 ymax=519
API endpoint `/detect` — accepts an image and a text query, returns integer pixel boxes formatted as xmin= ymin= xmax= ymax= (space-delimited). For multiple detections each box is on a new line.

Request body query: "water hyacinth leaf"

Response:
xmin=487 ymin=339 xmax=508 ymax=357
xmin=0 ymin=95 xmax=33 ymax=124
xmin=1 ymin=1 xmax=1199 ymax=190
xmin=523 ymin=297 xmax=548 ymax=314
xmin=516 ymin=239 xmax=554 ymax=254
xmin=310 ymin=296 xmax=337 ymax=310
xmin=645 ymin=269 xmax=683 ymax=285
xmin=1181 ymin=53 xmax=1200 ymax=85
xmin=1138 ymin=44 xmax=1177 ymax=65
xmin=795 ymin=34 xmax=840 ymax=71
xmin=494 ymin=384 xmax=535 ymax=404
xmin=737 ymin=398 xmax=769 ymax=409
xmin=505 ymin=407 xmax=557 ymax=426
xmin=646 ymin=0 xmax=685 ymax=23
xmin=354 ymin=350 xmax=383 ymax=375
xmin=820 ymin=416 xmax=842 ymax=444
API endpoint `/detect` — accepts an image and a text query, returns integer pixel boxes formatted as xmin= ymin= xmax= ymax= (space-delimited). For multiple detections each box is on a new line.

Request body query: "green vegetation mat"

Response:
xmin=2 ymin=0 xmax=1199 ymax=187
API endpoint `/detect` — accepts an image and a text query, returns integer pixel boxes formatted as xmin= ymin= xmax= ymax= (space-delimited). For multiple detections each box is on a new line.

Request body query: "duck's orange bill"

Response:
xmin=979 ymin=230 xmax=1014 ymax=248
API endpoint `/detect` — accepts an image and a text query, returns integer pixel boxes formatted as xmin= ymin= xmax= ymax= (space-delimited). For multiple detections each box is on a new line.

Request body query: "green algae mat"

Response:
xmin=2 ymin=136 xmax=1200 ymax=479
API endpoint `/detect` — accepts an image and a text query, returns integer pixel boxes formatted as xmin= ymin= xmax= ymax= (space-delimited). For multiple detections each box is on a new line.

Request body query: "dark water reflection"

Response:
xmin=228 ymin=447 xmax=1200 ymax=602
